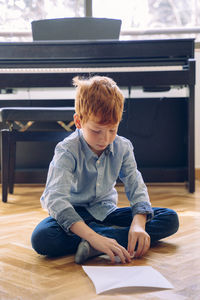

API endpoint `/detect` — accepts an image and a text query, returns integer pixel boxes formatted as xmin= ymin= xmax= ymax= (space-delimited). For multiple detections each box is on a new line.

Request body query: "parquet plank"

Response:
xmin=0 ymin=182 xmax=200 ymax=300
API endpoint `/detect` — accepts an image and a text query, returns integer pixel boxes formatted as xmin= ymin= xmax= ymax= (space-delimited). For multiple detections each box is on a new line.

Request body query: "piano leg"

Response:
xmin=9 ymin=136 xmax=16 ymax=194
xmin=1 ymin=129 xmax=10 ymax=202
xmin=188 ymin=84 xmax=195 ymax=193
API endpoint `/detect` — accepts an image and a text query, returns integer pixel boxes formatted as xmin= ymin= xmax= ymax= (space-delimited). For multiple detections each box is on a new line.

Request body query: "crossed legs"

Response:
xmin=31 ymin=207 xmax=179 ymax=259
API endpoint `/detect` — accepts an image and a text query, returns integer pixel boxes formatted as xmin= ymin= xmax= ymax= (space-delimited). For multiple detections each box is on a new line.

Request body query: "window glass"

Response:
xmin=0 ymin=0 xmax=84 ymax=41
xmin=93 ymin=0 xmax=200 ymax=41
xmin=1 ymin=0 xmax=200 ymax=41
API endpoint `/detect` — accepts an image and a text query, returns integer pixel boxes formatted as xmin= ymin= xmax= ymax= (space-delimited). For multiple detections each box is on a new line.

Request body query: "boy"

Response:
xmin=31 ymin=76 xmax=179 ymax=264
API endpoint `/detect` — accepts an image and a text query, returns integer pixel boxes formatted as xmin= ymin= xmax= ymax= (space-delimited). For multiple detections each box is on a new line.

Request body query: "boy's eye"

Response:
xmin=110 ymin=129 xmax=116 ymax=133
xmin=91 ymin=129 xmax=101 ymax=134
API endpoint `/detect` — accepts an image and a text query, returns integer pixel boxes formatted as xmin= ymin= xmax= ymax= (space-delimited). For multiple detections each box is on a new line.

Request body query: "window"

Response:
xmin=93 ymin=0 xmax=200 ymax=41
xmin=0 ymin=0 xmax=200 ymax=41
xmin=0 ymin=0 xmax=84 ymax=41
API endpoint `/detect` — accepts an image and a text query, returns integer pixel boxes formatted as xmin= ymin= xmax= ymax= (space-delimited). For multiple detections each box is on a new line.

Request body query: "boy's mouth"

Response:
xmin=97 ymin=144 xmax=107 ymax=149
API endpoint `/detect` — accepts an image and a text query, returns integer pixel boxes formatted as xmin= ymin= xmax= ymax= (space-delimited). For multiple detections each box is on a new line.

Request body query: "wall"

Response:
xmin=195 ymin=49 xmax=200 ymax=169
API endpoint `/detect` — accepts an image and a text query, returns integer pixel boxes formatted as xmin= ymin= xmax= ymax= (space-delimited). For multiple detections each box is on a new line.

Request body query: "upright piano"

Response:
xmin=0 ymin=38 xmax=195 ymax=192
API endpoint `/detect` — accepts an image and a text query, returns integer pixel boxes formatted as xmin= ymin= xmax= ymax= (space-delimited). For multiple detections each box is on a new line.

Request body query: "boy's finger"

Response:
xmin=113 ymin=245 xmax=131 ymax=264
xmin=135 ymin=238 xmax=144 ymax=257
xmin=112 ymin=247 xmax=126 ymax=264
xmin=106 ymin=249 xmax=116 ymax=264
xmin=122 ymin=247 xmax=131 ymax=262
xmin=128 ymin=236 xmax=137 ymax=257
xmin=140 ymin=237 xmax=150 ymax=256
xmin=135 ymin=238 xmax=149 ymax=257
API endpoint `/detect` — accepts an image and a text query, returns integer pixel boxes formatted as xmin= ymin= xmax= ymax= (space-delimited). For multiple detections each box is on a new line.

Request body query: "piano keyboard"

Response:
xmin=0 ymin=86 xmax=188 ymax=100
xmin=0 ymin=65 xmax=183 ymax=74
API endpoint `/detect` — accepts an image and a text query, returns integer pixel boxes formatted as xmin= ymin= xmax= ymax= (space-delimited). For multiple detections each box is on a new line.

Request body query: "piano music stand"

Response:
xmin=31 ymin=17 xmax=122 ymax=41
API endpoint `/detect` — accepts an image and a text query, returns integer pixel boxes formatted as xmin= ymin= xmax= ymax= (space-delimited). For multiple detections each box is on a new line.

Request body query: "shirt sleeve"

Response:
xmin=40 ymin=142 xmax=84 ymax=232
xmin=119 ymin=140 xmax=153 ymax=221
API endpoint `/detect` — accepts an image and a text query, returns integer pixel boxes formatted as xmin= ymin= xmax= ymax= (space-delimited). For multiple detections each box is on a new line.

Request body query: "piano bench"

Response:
xmin=0 ymin=107 xmax=75 ymax=203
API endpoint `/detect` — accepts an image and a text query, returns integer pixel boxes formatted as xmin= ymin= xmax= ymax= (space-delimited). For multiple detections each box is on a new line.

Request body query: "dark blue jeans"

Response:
xmin=31 ymin=207 xmax=179 ymax=257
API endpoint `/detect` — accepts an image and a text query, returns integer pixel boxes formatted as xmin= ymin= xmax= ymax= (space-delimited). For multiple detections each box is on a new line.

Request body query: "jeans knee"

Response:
xmin=31 ymin=224 xmax=81 ymax=257
xmin=31 ymin=228 xmax=48 ymax=255
xmin=168 ymin=209 xmax=179 ymax=234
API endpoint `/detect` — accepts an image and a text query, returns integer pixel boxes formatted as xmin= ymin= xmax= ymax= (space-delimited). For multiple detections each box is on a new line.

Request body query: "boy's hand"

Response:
xmin=70 ymin=220 xmax=131 ymax=264
xmin=88 ymin=234 xmax=131 ymax=264
xmin=128 ymin=214 xmax=150 ymax=258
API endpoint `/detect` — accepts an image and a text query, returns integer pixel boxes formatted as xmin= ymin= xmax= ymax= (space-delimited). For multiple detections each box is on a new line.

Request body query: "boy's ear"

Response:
xmin=74 ymin=113 xmax=82 ymax=129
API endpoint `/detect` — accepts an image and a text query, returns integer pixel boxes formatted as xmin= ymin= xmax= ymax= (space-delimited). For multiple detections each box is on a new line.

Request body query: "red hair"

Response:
xmin=73 ymin=76 xmax=124 ymax=124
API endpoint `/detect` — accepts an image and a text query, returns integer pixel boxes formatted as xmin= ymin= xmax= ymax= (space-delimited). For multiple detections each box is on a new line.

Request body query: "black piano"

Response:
xmin=0 ymin=38 xmax=195 ymax=192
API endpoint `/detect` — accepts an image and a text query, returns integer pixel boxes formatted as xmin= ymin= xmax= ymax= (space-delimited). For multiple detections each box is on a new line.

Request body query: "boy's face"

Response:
xmin=74 ymin=114 xmax=119 ymax=156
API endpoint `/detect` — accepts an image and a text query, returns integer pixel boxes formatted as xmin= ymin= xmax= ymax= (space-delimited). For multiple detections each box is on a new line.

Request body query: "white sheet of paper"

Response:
xmin=82 ymin=266 xmax=173 ymax=294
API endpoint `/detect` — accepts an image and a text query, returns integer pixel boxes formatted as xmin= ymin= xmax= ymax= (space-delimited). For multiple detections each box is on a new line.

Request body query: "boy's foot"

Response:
xmin=75 ymin=240 xmax=102 ymax=264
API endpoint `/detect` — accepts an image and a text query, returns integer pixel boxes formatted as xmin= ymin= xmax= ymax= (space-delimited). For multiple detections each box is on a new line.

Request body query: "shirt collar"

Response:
xmin=106 ymin=143 xmax=114 ymax=156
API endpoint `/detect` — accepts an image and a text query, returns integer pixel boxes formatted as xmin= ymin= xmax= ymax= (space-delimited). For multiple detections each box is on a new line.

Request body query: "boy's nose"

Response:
xmin=99 ymin=131 xmax=108 ymax=143
xmin=103 ymin=131 xmax=110 ymax=143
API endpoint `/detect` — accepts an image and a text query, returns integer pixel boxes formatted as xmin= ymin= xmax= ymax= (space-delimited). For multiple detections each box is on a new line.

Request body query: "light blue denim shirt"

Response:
xmin=41 ymin=129 xmax=153 ymax=232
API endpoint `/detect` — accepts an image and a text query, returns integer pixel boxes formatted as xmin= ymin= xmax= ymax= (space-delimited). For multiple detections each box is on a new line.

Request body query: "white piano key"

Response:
xmin=130 ymin=85 xmax=189 ymax=98
xmin=0 ymin=88 xmax=29 ymax=99
xmin=28 ymin=87 xmax=129 ymax=99
xmin=28 ymin=87 xmax=76 ymax=99
xmin=0 ymin=87 xmax=129 ymax=100
xmin=0 ymin=65 xmax=183 ymax=74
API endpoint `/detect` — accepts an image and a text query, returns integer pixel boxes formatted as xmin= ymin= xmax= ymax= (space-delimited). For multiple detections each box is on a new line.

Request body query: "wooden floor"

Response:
xmin=0 ymin=182 xmax=200 ymax=300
